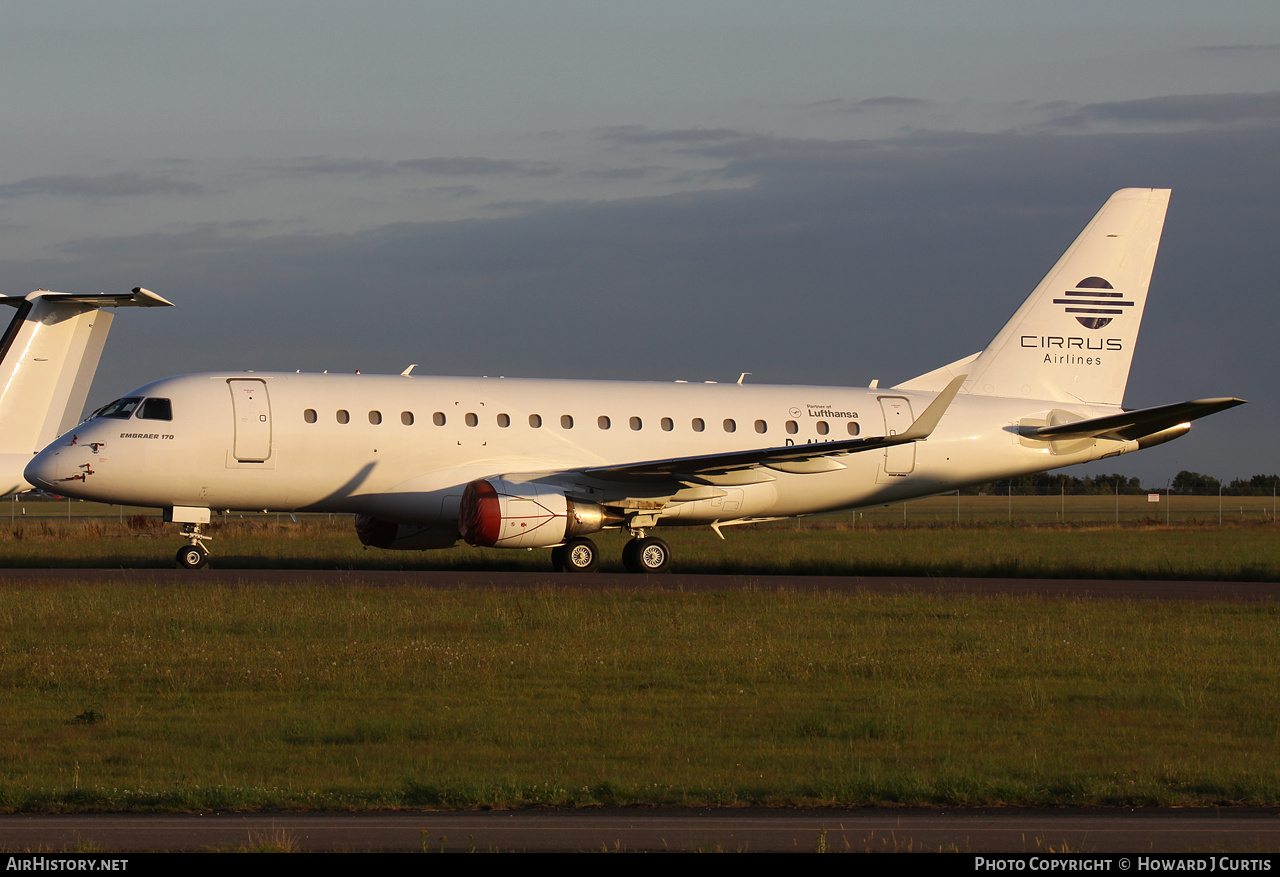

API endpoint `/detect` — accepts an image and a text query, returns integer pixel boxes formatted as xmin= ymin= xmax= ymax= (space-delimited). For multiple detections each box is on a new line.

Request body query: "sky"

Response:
xmin=2 ymin=2 xmax=1277 ymax=487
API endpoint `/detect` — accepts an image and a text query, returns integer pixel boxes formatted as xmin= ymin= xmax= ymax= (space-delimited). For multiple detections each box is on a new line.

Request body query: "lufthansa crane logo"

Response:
xmin=1053 ymin=276 xmax=1134 ymax=329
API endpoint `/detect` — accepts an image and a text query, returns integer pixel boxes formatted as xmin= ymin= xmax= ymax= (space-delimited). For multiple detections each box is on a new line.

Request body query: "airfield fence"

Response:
xmin=799 ymin=490 xmax=1277 ymax=528
xmin=6 ymin=491 xmax=1276 ymax=530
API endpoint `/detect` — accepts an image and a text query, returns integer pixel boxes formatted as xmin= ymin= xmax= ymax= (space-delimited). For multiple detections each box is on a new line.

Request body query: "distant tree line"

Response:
xmin=1221 ymin=473 xmax=1280 ymax=496
xmin=962 ymin=473 xmax=1145 ymax=496
xmin=1169 ymin=471 xmax=1280 ymax=496
xmin=963 ymin=471 xmax=1280 ymax=496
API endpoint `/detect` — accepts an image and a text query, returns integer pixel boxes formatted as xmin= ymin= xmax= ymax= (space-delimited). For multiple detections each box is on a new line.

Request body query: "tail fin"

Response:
xmin=0 ymin=287 xmax=173 ymax=493
xmin=962 ymin=188 xmax=1170 ymax=406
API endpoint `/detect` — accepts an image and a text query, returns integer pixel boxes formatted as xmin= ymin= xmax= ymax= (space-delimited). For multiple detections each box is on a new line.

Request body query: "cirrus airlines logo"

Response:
xmin=1053 ymin=276 xmax=1133 ymax=329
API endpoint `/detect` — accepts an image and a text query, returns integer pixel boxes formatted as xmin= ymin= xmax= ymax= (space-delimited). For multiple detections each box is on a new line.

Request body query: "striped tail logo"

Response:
xmin=1053 ymin=276 xmax=1134 ymax=329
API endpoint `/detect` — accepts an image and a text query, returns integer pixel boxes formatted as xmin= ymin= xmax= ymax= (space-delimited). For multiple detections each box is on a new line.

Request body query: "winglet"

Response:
xmin=130 ymin=287 xmax=174 ymax=307
xmin=898 ymin=374 xmax=966 ymax=442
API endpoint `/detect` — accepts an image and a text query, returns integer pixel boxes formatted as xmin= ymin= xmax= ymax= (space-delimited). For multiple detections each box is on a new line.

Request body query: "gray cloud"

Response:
xmin=853 ymin=96 xmax=933 ymax=111
xmin=0 ymin=172 xmax=203 ymax=199
xmin=278 ymin=157 xmax=398 ymax=177
xmin=7 ymin=123 xmax=1276 ymax=482
xmin=278 ymin=156 xmax=559 ymax=179
xmin=395 ymin=157 xmax=558 ymax=177
xmin=598 ymin=126 xmax=748 ymax=145
xmin=805 ymin=97 xmax=934 ymax=115
xmin=405 ymin=185 xmax=482 ymax=199
xmin=1044 ymin=91 xmax=1280 ymax=129
xmin=1192 ymin=44 xmax=1280 ymax=54
xmin=579 ymin=166 xmax=669 ymax=181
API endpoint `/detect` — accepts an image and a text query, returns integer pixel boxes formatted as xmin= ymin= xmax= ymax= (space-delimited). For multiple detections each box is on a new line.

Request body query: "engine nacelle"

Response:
xmin=459 ymin=478 xmax=616 ymax=549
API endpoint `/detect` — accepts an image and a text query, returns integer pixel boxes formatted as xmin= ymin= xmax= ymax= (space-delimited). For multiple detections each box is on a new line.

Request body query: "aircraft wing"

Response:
xmin=1026 ymin=397 xmax=1246 ymax=442
xmin=583 ymin=374 xmax=966 ymax=483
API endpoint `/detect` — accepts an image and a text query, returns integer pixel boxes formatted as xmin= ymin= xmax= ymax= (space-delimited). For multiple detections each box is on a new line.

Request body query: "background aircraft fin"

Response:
xmin=0 ymin=288 xmax=173 ymax=463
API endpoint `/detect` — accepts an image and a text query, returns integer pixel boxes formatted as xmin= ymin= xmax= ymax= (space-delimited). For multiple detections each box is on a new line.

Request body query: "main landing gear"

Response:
xmin=622 ymin=535 xmax=671 ymax=574
xmin=551 ymin=537 xmax=600 ymax=573
xmin=550 ymin=532 xmax=672 ymax=574
xmin=174 ymin=523 xmax=211 ymax=569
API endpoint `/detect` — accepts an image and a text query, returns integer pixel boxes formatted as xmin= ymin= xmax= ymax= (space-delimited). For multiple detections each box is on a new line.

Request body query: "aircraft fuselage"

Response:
xmin=29 ymin=370 xmax=1132 ymax=528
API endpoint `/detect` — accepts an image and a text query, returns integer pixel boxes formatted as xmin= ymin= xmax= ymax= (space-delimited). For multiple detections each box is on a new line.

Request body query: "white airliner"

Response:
xmin=25 ymin=190 xmax=1243 ymax=572
xmin=0 ymin=287 xmax=173 ymax=495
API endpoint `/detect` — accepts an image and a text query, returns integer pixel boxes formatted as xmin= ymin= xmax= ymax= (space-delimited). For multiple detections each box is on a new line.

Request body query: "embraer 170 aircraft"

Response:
xmin=25 ymin=190 xmax=1244 ymax=572
xmin=0 ymin=287 xmax=173 ymax=495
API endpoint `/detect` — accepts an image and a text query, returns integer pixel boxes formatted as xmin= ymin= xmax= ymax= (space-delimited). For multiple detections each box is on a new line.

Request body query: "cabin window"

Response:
xmin=847 ymin=422 xmax=860 ymax=436
xmin=660 ymin=417 xmax=673 ymax=432
xmin=785 ymin=420 xmax=798 ymax=434
xmin=304 ymin=408 xmax=317 ymax=424
xmin=369 ymin=410 xmax=382 ymax=425
xmin=723 ymin=419 xmax=736 ymax=433
xmin=433 ymin=412 xmax=446 ymax=426
xmin=529 ymin=414 xmax=542 ymax=428
xmin=138 ymin=398 xmax=172 ymax=421
xmin=754 ymin=419 xmax=767 ymax=434
xmin=401 ymin=411 xmax=414 ymax=426
xmin=336 ymin=409 xmax=350 ymax=424
xmin=629 ymin=416 xmax=642 ymax=431
xmin=692 ymin=418 xmax=705 ymax=432
xmin=94 ymin=397 xmax=142 ymax=419
xmin=497 ymin=413 xmax=510 ymax=427
xmin=465 ymin=412 xmax=478 ymax=427
xmin=816 ymin=421 xmax=829 ymax=435
xmin=560 ymin=414 xmax=574 ymax=429
xmin=598 ymin=415 xmax=611 ymax=430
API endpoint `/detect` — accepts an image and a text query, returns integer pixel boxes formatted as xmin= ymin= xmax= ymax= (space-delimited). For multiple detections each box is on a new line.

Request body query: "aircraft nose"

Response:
xmin=25 ymin=443 xmax=73 ymax=492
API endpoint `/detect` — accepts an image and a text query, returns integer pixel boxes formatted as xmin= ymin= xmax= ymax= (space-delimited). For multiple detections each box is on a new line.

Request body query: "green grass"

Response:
xmin=1 ymin=514 xmax=1277 ymax=813
xmin=0 ymin=512 xmax=1277 ymax=580
xmin=1 ymin=582 xmax=1279 ymax=811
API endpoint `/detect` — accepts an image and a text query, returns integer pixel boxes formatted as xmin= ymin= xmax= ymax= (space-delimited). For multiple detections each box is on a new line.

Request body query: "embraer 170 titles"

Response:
xmin=25 ymin=189 xmax=1244 ymax=572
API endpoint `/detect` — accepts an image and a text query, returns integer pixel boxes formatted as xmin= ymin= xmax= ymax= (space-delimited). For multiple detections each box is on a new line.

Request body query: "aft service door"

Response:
xmin=878 ymin=395 xmax=915 ymax=476
xmin=229 ymin=379 xmax=272 ymax=462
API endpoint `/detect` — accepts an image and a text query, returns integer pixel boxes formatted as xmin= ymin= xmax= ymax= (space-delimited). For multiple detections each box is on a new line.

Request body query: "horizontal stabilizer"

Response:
xmin=1026 ymin=397 xmax=1246 ymax=442
xmin=586 ymin=375 xmax=966 ymax=482
xmin=8 ymin=287 xmax=176 ymax=309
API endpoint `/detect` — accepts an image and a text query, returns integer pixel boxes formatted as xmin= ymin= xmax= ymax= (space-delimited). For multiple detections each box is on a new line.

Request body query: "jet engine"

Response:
xmin=459 ymin=477 xmax=619 ymax=549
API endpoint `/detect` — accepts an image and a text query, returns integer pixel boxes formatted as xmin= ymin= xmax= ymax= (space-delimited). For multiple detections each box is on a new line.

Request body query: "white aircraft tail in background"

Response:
xmin=0 ymin=287 xmax=173 ymax=494
xmin=25 ymin=191 xmax=1245 ymax=572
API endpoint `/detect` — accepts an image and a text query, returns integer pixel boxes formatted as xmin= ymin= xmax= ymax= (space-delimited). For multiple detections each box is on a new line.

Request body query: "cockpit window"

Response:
xmin=92 ymin=397 xmax=143 ymax=419
xmin=138 ymin=398 xmax=172 ymax=421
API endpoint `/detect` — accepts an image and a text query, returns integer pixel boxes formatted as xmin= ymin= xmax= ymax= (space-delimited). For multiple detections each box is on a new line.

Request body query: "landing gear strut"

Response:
xmin=174 ymin=523 xmax=211 ymax=569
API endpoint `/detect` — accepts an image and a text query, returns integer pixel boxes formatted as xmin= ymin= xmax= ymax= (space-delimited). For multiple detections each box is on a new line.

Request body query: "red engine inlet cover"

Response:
xmin=459 ymin=479 xmax=501 ymax=547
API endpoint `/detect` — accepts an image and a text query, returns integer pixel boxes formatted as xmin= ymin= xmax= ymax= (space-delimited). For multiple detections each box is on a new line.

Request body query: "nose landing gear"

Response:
xmin=174 ymin=523 xmax=211 ymax=569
